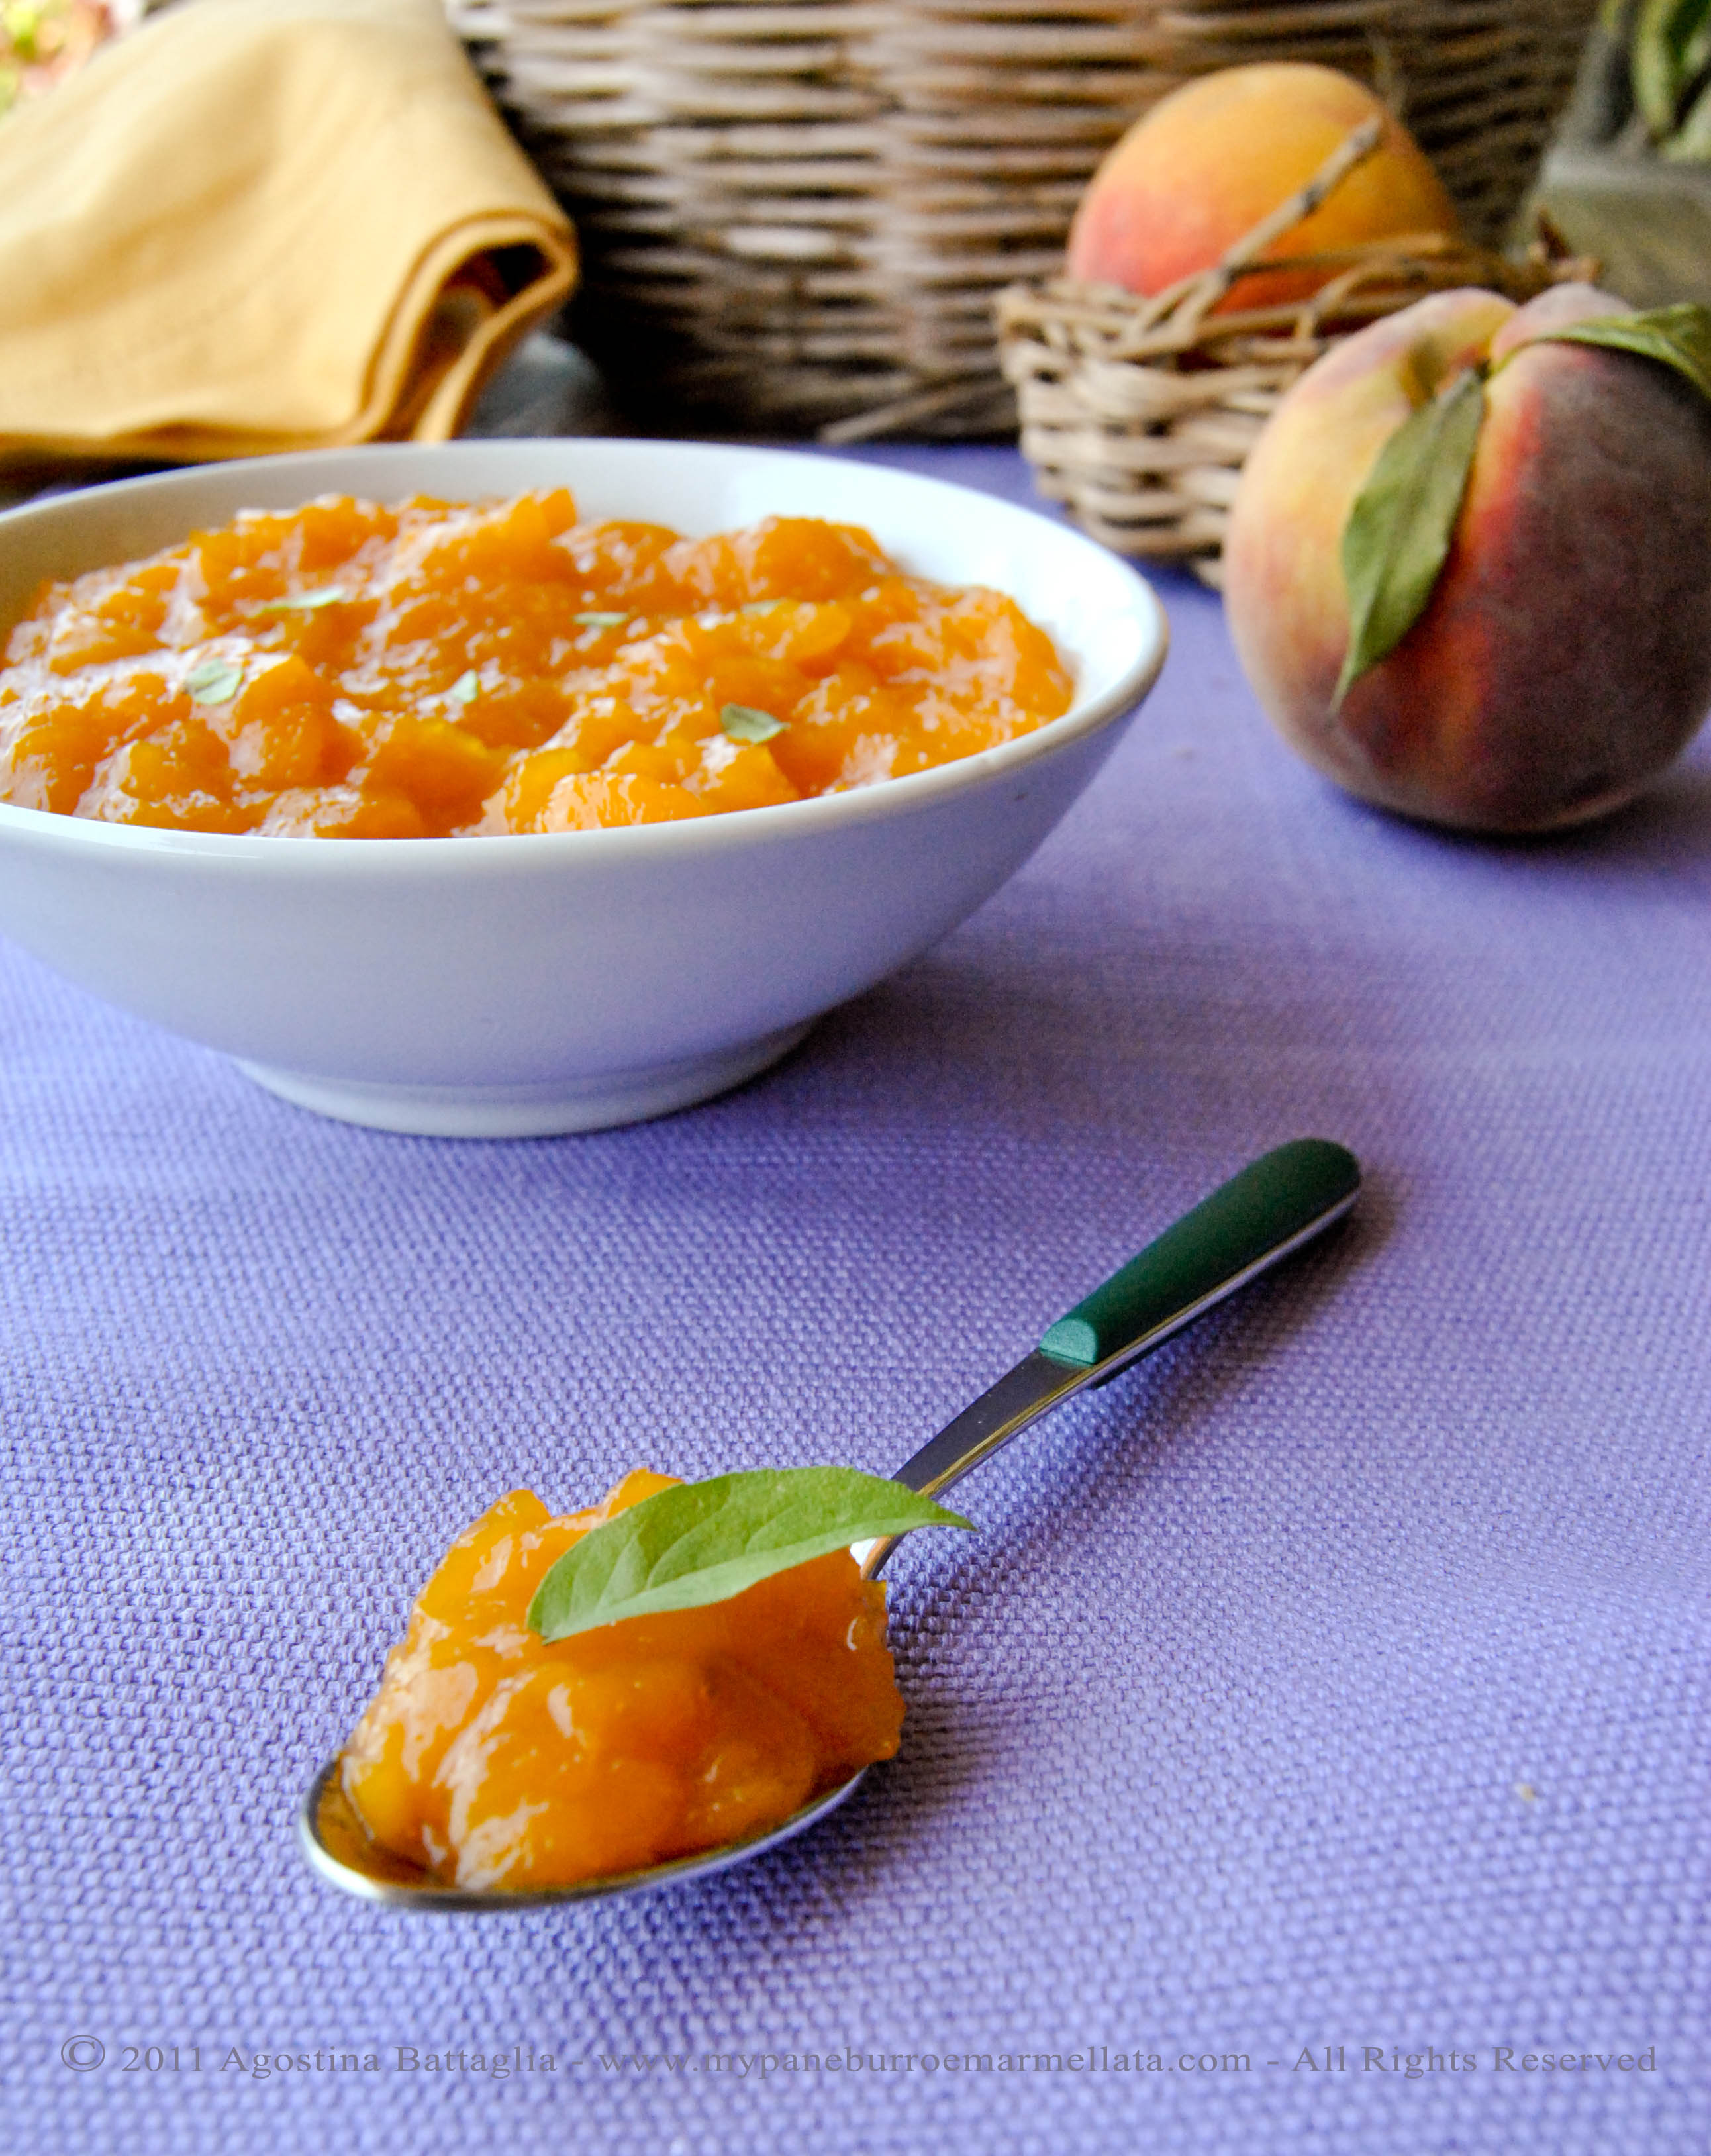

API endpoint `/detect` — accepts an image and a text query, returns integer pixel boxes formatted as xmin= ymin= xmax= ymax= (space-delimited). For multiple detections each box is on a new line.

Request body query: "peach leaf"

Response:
xmin=1536 ymin=303 xmax=1711 ymax=405
xmin=1336 ymin=368 xmax=1485 ymax=706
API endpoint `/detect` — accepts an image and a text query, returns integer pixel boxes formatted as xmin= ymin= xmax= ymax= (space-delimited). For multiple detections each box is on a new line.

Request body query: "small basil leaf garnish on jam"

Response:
xmin=720 ymin=702 xmax=786 ymax=743
xmin=526 ymin=1466 xmax=972 ymax=1642
xmin=185 ymin=657 xmax=243 ymax=705
xmin=1336 ymin=365 xmax=1485 ymax=706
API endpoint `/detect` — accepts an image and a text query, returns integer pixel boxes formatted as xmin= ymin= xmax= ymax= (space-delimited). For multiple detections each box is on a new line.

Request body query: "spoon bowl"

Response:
xmin=299 ymin=1756 xmax=869 ymax=1911
xmin=298 ymin=1138 xmax=1360 ymax=1907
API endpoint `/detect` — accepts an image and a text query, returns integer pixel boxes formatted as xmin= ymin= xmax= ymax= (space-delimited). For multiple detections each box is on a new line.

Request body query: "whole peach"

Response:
xmin=1222 ymin=284 xmax=1711 ymax=832
xmin=1066 ymin=64 xmax=1458 ymax=311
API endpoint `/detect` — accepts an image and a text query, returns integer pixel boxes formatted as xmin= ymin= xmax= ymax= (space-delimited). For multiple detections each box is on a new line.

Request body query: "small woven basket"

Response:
xmin=997 ymin=119 xmax=1598 ymax=582
xmin=450 ymin=0 xmax=1601 ymax=439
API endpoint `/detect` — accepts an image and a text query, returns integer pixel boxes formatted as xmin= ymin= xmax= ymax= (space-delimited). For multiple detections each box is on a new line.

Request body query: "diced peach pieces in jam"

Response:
xmin=339 ymin=1472 xmax=904 ymax=1890
xmin=0 ymin=492 xmax=1074 ymax=835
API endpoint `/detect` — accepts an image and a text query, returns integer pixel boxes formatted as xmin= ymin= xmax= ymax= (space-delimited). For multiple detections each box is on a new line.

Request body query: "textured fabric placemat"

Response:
xmin=3 ymin=448 xmax=1707 ymax=2155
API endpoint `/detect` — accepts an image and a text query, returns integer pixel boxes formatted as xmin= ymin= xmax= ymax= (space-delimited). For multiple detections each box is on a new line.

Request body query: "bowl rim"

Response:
xmin=0 ymin=438 xmax=1169 ymax=871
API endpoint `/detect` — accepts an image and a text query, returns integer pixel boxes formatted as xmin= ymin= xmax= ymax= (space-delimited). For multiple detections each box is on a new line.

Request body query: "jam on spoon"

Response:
xmin=301 ymin=1138 xmax=1360 ymax=1909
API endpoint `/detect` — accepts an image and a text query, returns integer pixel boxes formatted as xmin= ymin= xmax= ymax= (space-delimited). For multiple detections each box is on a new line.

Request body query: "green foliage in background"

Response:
xmin=1606 ymin=0 xmax=1711 ymax=156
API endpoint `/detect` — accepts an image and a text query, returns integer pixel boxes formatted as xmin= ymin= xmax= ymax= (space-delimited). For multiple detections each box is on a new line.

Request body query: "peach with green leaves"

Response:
xmin=1223 ymin=286 xmax=1711 ymax=832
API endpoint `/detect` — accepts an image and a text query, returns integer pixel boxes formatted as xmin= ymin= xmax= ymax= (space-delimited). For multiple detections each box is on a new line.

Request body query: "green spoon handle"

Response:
xmin=871 ymin=1140 xmax=1360 ymax=1559
xmin=1039 ymin=1137 xmax=1360 ymax=1371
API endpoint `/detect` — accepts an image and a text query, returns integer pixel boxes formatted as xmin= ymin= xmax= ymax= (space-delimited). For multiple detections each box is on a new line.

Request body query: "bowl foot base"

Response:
xmin=236 ymin=1023 xmax=814 ymax=1138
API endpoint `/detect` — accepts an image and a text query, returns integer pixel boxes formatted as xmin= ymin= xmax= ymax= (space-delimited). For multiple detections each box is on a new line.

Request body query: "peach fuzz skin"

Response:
xmin=1223 ymin=284 xmax=1711 ymax=832
xmin=1066 ymin=64 xmax=1458 ymax=313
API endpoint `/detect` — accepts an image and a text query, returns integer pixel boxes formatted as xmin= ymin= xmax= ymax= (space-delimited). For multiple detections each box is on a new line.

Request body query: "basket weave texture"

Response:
xmin=450 ymin=0 xmax=1601 ymax=437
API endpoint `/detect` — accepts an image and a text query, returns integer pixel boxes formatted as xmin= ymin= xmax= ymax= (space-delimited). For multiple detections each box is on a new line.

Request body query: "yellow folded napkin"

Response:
xmin=0 ymin=0 xmax=577 ymax=464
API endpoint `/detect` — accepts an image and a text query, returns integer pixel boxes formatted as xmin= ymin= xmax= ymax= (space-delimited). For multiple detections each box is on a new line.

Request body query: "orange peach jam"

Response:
xmin=0 ymin=491 xmax=1074 ymax=836
xmin=340 ymin=1471 xmax=904 ymax=1890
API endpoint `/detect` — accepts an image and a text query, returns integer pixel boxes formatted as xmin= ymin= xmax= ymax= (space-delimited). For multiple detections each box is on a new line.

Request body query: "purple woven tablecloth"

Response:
xmin=4 ymin=446 xmax=1707 ymax=2156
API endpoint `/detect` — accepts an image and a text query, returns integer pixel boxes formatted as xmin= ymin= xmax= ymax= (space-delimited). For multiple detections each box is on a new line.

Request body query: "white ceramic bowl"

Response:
xmin=0 ymin=441 xmax=1167 ymax=1136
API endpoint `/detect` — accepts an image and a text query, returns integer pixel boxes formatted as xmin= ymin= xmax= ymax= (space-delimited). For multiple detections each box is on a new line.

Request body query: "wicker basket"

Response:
xmin=450 ymin=0 xmax=1601 ymax=438
xmin=998 ymin=120 xmax=1597 ymax=582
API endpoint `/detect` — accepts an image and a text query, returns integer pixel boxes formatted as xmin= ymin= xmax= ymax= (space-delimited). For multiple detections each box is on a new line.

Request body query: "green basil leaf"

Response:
xmin=185 ymin=657 xmax=243 ymax=706
xmin=1336 ymin=368 xmax=1486 ymax=706
xmin=527 ymin=1466 xmax=973 ymax=1642
xmin=720 ymin=701 xmax=786 ymax=743
xmin=258 ymin=587 xmax=348 ymax=613
xmin=447 ymin=669 xmax=481 ymax=705
xmin=1538 ymin=303 xmax=1711 ymax=403
xmin=574 ymin=611 xmax=628 ymax=629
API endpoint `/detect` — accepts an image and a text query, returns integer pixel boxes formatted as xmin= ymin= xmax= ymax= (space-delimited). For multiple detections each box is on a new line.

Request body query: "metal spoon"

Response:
xmin=299 ymin=1136 xmax=1360 ymax=1908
